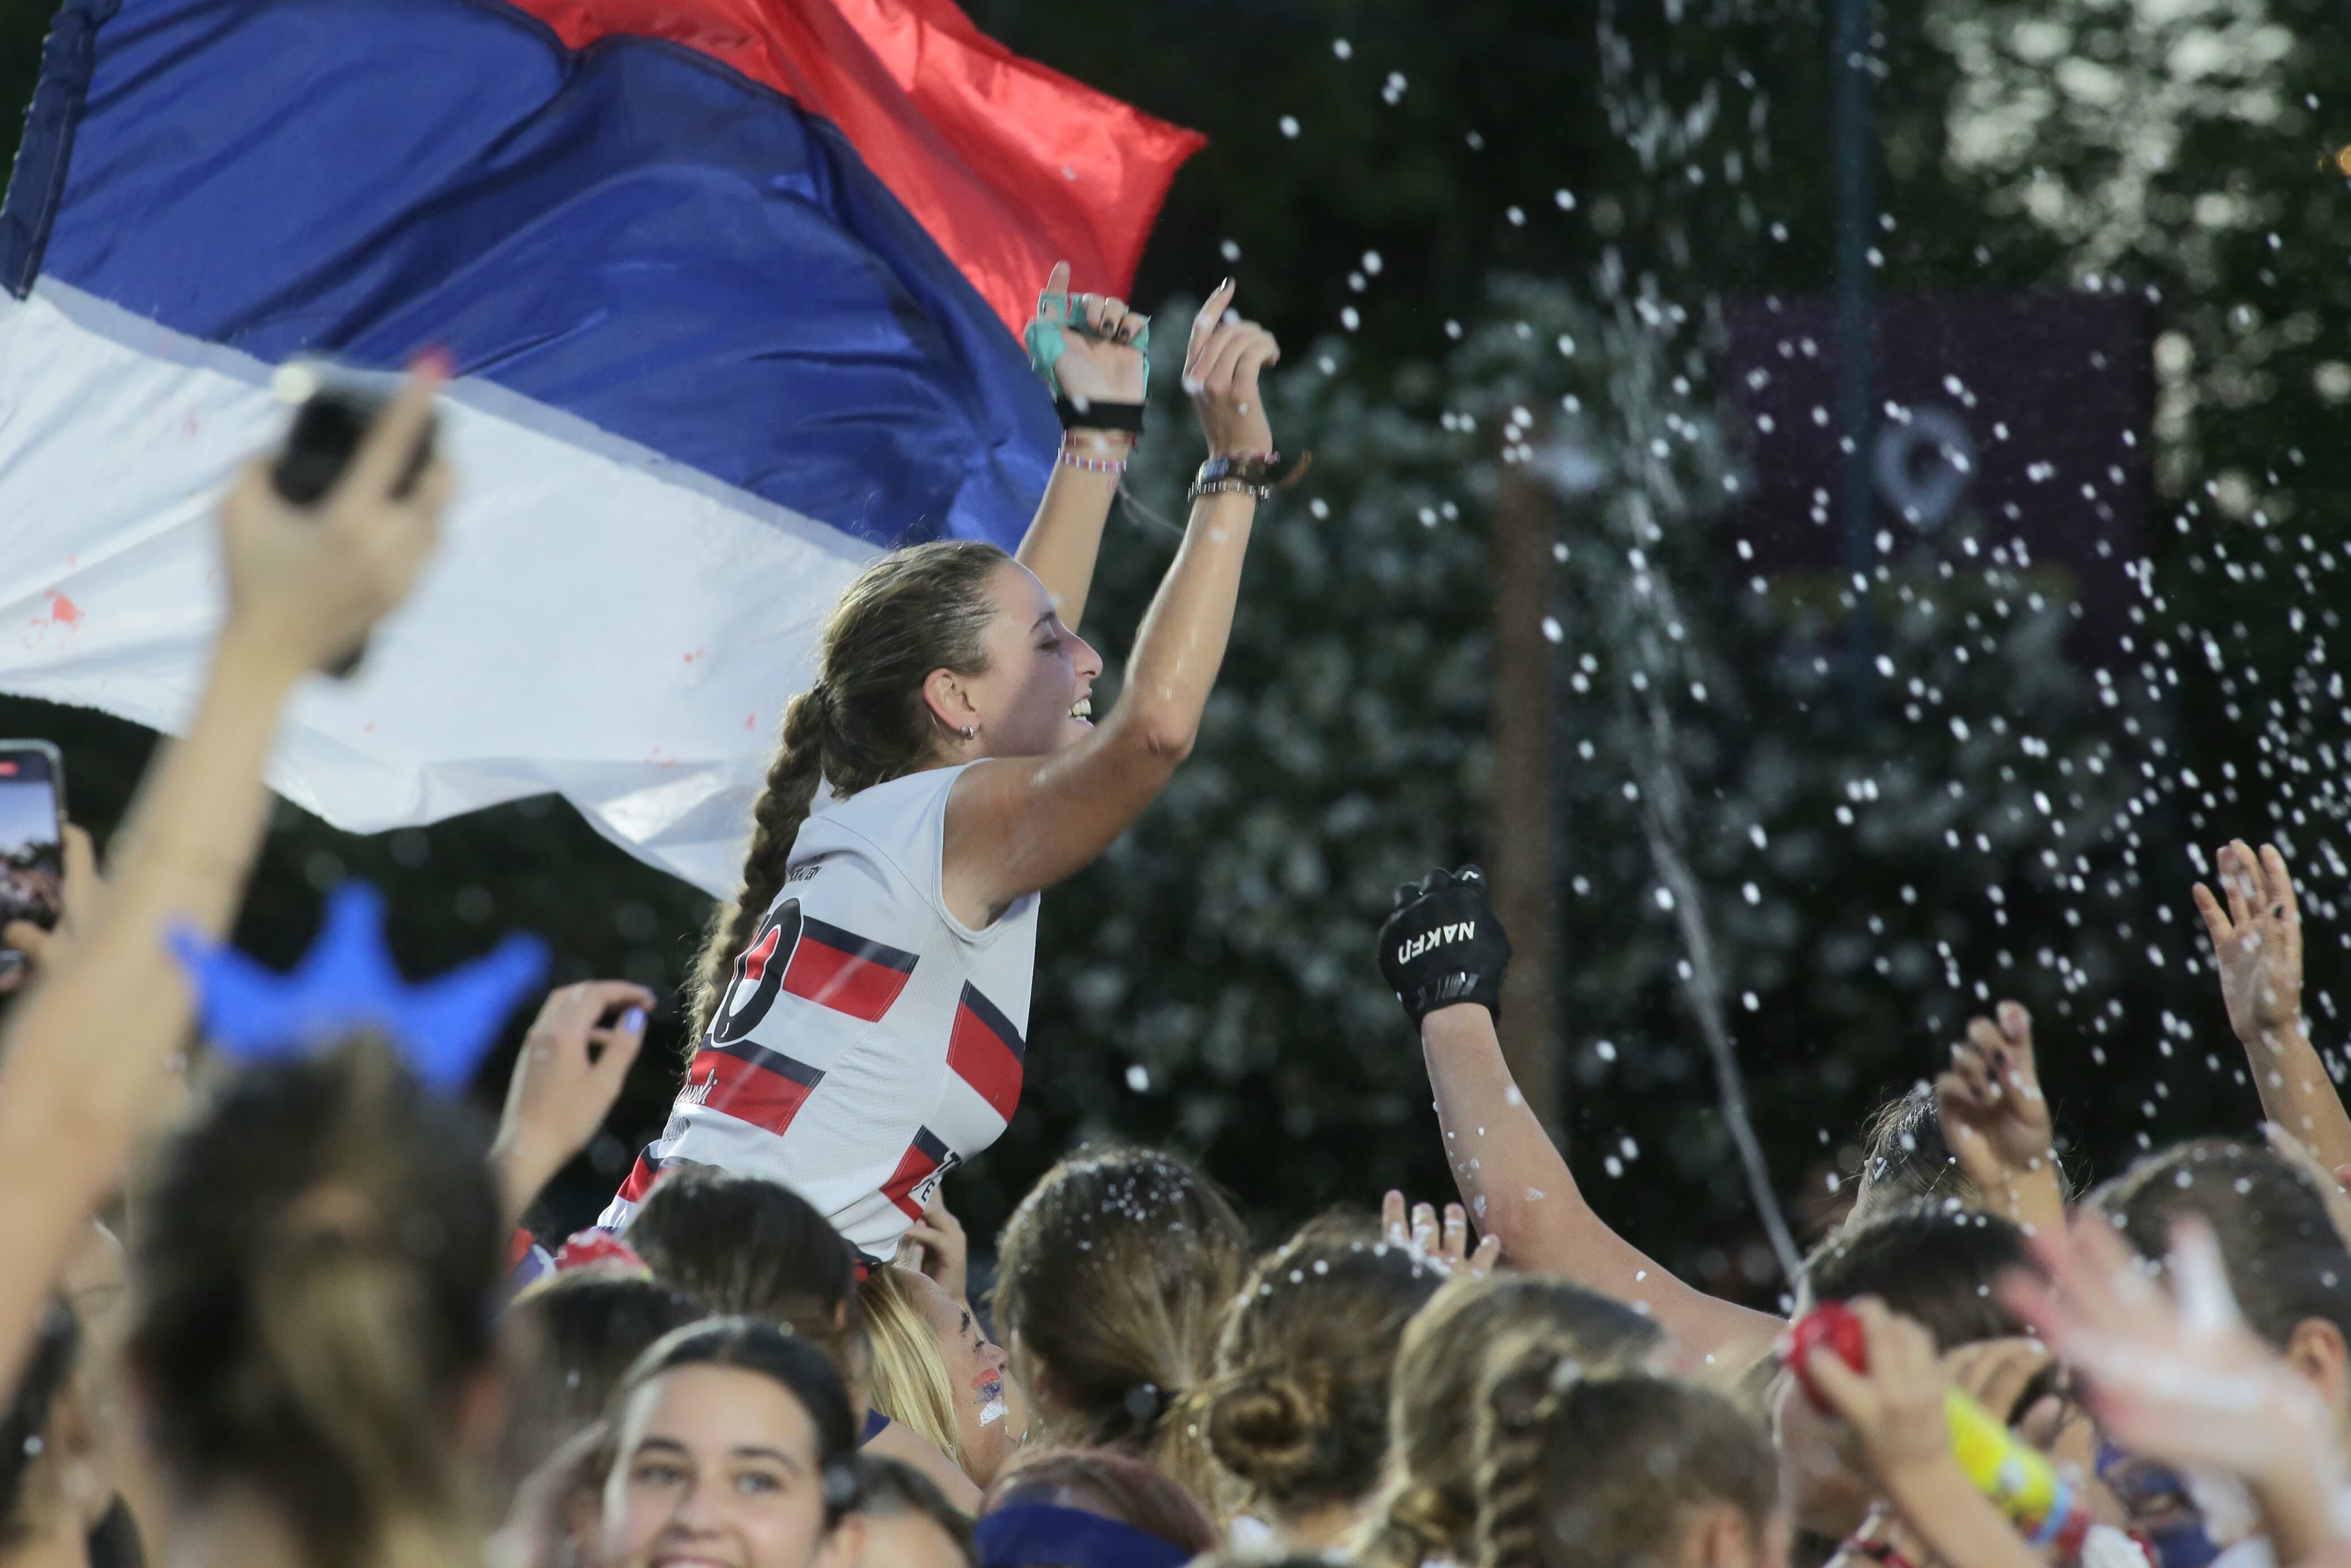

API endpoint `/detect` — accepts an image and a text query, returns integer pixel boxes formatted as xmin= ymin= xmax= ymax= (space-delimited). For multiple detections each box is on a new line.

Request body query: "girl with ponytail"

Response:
xmin=1355 ymin=1275 xmax=1665 ymax=1568
xmin=602 ymin=270 xmax=1282 ymax=1261
xmin=1470 ymin=1335 xmax=1783 ymax=1568
xmin=127 ymin=1037 xmax=506 ymax=1568
xmin=1201 ymin=1215 xmax=1446 ymax=1554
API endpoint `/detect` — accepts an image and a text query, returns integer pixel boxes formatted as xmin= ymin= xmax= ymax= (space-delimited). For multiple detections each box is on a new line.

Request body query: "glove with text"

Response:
xmin=1378 ymin=865 xmax=1512 ymax=1027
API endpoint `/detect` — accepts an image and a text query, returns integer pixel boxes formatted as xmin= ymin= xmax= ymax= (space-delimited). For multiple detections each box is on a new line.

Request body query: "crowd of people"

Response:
xmin=3 ymin=265 xmax=2350 ymax=1568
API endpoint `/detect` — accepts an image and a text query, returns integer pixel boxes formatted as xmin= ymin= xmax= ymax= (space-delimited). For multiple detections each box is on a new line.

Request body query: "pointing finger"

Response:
xmin=1039 ymin=262 xmax=1072 ymax=319
xmin=1188 ymin=279 xmax=1237 ymax=357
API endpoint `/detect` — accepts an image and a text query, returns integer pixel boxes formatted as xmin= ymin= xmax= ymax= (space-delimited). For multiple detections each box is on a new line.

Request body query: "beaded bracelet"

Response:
xmin=1058 ymin=447 xmax=1129 ymax=475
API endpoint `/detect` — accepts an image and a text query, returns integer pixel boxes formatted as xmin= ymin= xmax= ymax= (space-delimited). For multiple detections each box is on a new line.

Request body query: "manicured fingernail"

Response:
xmin=622 ymin=1007 xmax=647 ymax=1032
xmin=413 ymin=345 xmax=454 ymax=378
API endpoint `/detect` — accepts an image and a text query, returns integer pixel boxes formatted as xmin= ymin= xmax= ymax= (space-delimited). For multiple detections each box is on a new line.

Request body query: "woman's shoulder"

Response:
xmin=798 ymin=766 xmax=966 ymax=854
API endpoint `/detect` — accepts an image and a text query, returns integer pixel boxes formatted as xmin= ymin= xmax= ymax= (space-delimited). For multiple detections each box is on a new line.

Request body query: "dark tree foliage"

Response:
xmin=6 ymin=0 xmax=2350 ymax=1290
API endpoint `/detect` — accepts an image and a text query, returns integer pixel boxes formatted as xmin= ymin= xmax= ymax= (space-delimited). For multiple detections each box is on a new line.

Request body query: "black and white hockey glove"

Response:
xmin=1377 ymin=865 xmax=1512 ymax=1027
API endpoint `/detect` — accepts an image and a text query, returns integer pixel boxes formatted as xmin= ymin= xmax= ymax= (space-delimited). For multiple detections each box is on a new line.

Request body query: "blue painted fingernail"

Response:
xmin=622 ymin=1008 xmax=647 ymax=1032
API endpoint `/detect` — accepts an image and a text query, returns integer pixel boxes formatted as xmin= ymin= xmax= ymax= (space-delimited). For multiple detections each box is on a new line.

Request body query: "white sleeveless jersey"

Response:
xmin=597 ymin=763 xmax=1036 ymax=1259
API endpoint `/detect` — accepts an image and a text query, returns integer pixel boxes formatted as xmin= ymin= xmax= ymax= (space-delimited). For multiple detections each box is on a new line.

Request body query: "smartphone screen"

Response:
xmin=0 ymin=743 xmax=66 ymax=976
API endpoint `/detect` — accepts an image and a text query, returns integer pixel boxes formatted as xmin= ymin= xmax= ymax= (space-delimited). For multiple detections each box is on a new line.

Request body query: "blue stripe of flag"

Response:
xmin=8 ymin=0 xmax=1057 ymax=548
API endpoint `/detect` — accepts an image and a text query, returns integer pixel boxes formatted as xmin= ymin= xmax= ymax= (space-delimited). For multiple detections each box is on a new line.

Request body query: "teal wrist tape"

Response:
xmin=1025 ymin=285 xmax=1150 ymax=401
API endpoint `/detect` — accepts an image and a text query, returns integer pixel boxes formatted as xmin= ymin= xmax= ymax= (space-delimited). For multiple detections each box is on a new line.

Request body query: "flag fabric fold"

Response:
xmin=0 ymin=0 xmax=1199 ymax=894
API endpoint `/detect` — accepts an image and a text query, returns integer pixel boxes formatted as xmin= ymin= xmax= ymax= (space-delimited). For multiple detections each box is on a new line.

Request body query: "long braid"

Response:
xmin=686 ymin=539 xmax=1009 ymax=1043
xmin=1473 ymin=1337 xmax=1579 ymax=1568
xmin=1359 ymin=1482 xmax=1468 ymax=1568
xmin=687 ymin=687 xmax=829 ymax=1040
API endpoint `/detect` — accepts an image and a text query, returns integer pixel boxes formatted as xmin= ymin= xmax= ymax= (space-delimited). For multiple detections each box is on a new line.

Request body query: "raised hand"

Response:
xmin=2193 ymin=840 xmax=2351 ymax=1172
xmin=1935 ymin=1001 xmax=2064 ymax=1233
xmin=895 ymin=1184 xmax=971 ymax=1309
xmin=0 ymin=824 xmax=100 ymax=995
xmin=1382 ymin=1189 xmax=1502 ymax=1278
xmin=1378 ymin=866 xmax=1512 ymax=1027
xmin=1032 ymin=261 xmax=1149 ymax=411
xmin=1182 ymin=280 xmax=1279 ymax=458
xmin=491 ymin=979 xmax=654 ymax=1228
xmin=2001 ymin=1215 xmax=2345 ymax=1563
xmin=218 ymin=358 xmax=451 ymax=678
xmin=2195 ymin=840 xmax=2304 ymax=1045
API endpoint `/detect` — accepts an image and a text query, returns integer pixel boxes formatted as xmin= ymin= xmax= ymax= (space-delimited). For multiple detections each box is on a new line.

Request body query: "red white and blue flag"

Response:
xmin=0 ymin=0 xmax=1198 ymax=892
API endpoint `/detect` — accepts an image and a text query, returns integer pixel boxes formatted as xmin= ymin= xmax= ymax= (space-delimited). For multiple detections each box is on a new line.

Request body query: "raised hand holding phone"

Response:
xmin=231 ymin=354 xmax=450 ymax=681
xmin=0 ymin=743 xmax=70 ymax=991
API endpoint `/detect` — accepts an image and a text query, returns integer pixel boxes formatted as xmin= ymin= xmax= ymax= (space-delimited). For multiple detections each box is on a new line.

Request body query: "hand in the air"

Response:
xmin=492 ymin=980 xmax=654 ymax=1224
xmin=2193 ymin=839 xmax=2304 ymax=1045
xmin=895 ymin=1185 xmax=971 ymax=1309
xmin=1183 ymin=280 xmax=1279 ymax=458
xmin=1032 ymin=261 xmax=1149 ymax=412
xmin=1382 ymin=1190 xmax=1502 ymax=1278
xmin=1935 ymin=1001 xmax=2055 ymax=1193
xmin=1378 ymin=865 xmax=1512 ymax=1027
xmin=219 ymin=357 xmax=450 ymax=677
xmin=2002 ymin=1215 xmax=2332 ymax=1489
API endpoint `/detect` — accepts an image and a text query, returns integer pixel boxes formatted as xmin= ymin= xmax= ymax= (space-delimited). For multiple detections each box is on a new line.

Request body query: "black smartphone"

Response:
xmin=268 ymin=361 xmax=439 ymax=678
xmin=0 ymin=742 xmax=66 ymax=981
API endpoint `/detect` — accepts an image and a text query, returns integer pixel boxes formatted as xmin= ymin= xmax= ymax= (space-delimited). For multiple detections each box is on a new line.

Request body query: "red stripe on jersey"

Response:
xmin=617 ymin=1149 xmax=663 ymax=1204
xmin=693 ymin=1043 xmax=825 ymax=1135
xmin=946 ymin=982 xmax=1025 ymax=1122
xmin=783 ymin=919 xmax=917 ymax=1022
xmin=741 ymin=923 xmax=785 ymax=983
xmin=881 ymin=1127 xmax=951 ymax=1219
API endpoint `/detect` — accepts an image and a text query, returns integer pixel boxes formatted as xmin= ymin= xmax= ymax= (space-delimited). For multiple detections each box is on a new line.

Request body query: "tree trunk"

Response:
xmin=1488 ymin=458 xmax=1561 ymax=1135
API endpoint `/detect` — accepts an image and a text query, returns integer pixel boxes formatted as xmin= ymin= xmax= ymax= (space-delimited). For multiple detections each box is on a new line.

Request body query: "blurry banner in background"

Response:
xmin=0 ymin=0 xmax=1199 ymax=895
xmin=1723 ymin=294 xmax=2151 ymax=663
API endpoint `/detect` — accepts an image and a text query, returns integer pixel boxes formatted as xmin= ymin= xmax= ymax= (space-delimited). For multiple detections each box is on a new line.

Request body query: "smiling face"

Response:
xmin=901 ymin=1269 xmax=1029 ymax=1488
xmin=602 ymin=1364 xmax=856 ymax=1568
xmin=928 ymin=561 xmax=1101 ymax=759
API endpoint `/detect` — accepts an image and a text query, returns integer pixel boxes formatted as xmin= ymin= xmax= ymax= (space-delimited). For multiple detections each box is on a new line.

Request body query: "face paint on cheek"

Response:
xmin=972 ymin=1367 xmax=1007 ymax=1427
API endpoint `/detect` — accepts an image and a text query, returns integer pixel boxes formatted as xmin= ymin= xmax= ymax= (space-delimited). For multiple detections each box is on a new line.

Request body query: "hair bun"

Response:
xmin=1204 ymin=1368 xmax=1326 ymax=1488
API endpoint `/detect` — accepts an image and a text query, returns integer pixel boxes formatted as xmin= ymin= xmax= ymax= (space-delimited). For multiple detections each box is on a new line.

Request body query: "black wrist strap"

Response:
xmin=1055 ymin=396 xmax=1146 ymax=433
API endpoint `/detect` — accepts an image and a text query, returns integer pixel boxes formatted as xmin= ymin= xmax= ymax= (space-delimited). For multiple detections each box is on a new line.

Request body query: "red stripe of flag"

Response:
xmin=784 ymin=918 xmax=917 ymax=1022
xmin=946 ymin=981 xmax=1025 ymax=1122
xmin=497 ymin=0 xmax=1203 ymax=337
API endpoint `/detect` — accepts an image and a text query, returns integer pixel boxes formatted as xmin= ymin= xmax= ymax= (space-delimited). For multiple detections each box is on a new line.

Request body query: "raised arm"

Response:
xmin=2194 ymin=840 xmax=2351 ymax=1174
xmin=0 ymin=366 xmax=448 ymax=1384
xmin=1933 ymin=1001 xmax=2067 ymax=1236
xmin=944 ymin=281 xmax=1277 ymax=919
xmin=1383 ymin=867 xmax=1786 ymax=1363
xmin=1013 ymin=262 xmax=1148 ymax=632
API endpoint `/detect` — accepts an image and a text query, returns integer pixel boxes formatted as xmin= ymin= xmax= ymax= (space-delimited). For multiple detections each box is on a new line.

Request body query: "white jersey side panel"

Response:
xmin=598 ymin=762 xmax=1038 ymax=1258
